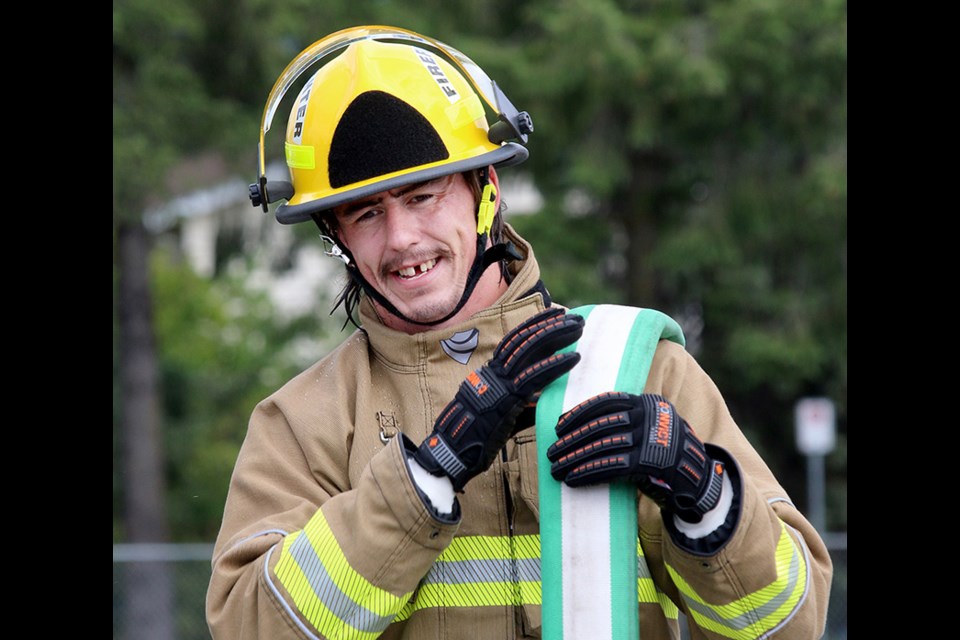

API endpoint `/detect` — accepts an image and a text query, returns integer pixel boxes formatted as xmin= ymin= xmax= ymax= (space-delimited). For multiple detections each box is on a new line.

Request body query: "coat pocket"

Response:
xmin=507 ymin=429 xmax=540 ymax=521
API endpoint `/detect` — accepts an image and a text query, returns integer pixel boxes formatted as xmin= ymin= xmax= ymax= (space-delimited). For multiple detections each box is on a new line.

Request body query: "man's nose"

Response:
xmin=383 ymin=204 xmax=422 ymax=251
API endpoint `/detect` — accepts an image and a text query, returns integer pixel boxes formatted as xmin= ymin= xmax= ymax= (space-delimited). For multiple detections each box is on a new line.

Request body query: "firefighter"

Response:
xmin=207 ymin=26 xmax=832 ymax=639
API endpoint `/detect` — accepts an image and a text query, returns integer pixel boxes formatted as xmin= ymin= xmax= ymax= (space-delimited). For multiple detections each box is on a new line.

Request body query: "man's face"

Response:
xmin=333 ymin=172 xmax=481 ymax=326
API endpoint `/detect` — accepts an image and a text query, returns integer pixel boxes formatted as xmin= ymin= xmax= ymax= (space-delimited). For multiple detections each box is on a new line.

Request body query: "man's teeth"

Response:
xmin=398 ymin=259 xmax=437 ymax=277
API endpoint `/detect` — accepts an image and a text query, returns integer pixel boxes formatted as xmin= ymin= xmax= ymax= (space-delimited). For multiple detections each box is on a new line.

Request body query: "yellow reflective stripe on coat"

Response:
xmin=667 ymin=521 xmax=807 ymax=639
xmin=638 ymin=539 xmax=680 ymax=620
xmin=394 ymin=534 xmax=540 ymax=620
xmin=396 ymin=534 xmax=677 ymax=621
xmin=273 ymin=510 xmax=413 ymax=639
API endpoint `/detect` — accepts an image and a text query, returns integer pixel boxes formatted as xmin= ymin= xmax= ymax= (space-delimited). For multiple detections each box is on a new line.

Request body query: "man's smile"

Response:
xmin=396 ymin=258 xmax=439 ymax=279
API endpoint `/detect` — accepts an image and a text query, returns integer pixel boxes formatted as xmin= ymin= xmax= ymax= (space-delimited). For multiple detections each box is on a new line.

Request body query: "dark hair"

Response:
xmin=318 ymin=167 xmax=509 ymax=327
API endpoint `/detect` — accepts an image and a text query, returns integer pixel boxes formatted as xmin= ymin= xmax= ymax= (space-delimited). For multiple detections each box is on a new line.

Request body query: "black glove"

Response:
xmin=546 ymin=392 xmax=725 ymax=523
xmin=414 ymin=307 xmax=584 ymax=492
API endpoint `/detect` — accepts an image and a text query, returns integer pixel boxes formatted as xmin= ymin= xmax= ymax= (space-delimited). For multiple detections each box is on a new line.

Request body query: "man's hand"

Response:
xmin=546 ymin=392 xmax=724 ymax=523
xmin=414 ymin=307 xmax=584 ymax=492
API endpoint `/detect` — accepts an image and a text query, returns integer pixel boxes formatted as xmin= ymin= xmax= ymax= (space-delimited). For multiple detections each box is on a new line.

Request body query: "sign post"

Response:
xmin=795 ymin=397 xmax=836 ymax=533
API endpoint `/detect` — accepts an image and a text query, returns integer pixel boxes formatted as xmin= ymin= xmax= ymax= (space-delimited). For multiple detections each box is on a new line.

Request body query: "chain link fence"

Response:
xmin=113 ymin=534 xmax=847 ymax=639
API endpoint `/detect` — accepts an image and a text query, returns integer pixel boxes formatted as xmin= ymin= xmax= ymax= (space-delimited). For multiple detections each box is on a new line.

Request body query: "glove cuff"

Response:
xmin=672 ymin=458 xmax=724 ymax=524
xmin=402 ymin=434 xmax=462 ymax=523
xmin=694 ymin=459 xmax=725 ymax=517
xmin=414 ymin=433 xmax=470 ymax=492
xmin=664 ymin=445 xmax=741 ymax=556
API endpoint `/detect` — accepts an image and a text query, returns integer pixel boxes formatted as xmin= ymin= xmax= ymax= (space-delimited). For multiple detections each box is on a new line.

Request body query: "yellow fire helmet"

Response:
xmin=250 ymin=26 xmax=533 ymax=225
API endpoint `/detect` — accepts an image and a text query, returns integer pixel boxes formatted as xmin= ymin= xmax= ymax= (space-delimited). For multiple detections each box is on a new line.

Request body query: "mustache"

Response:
xmin=380 ymin=247 xmax=453 ymax=276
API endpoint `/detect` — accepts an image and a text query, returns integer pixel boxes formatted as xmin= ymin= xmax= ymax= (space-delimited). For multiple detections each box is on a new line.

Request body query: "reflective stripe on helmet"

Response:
xmin=284 ymin=142 xmax=315 ymax=170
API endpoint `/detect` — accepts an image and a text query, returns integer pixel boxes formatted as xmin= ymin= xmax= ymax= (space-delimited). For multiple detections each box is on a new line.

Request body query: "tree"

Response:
xmin=113 ymin=3 xmax=190 ymax=637
xmin=483 ymin=0 xmax=847 ymax=525
xmin=115 ymin=0 xmax=847 ymax=550
xmin=113 ymin=1 xmax=269 ymax=637
xmin=115 ymin=3 xmax=845 ymax=635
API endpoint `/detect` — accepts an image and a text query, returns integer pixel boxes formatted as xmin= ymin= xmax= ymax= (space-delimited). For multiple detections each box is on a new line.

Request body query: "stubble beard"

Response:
xmin=401 ymin=287 xmax=464 ymax=324
xmin=380 ymin=246 xmax=465 ymax=324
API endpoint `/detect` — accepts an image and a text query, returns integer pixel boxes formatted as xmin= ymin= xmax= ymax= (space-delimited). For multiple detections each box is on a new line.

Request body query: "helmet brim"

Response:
xmin=274 ymin=142 xmax=528 ymax=225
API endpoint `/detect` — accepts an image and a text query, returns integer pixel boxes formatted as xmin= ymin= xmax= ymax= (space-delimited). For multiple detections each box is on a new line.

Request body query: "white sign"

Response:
xmin=795 ymin=397 xmax=836 ymax=456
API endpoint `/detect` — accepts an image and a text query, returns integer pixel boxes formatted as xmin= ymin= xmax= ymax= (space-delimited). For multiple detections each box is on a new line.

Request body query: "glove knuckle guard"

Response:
xmin=566 ymin=453 xmax=631 ymax=485
xmin=497 ymin=309 xmax=585 ymax=376
xmin=416 ymin=308 xmax=584 ymax=492
xmin=553 ymin=391 xmax=631 ymax=438
xmin=549 ymin=392 xmax=723 ymax=521
xmin=421 ymin=433 xmax=468 ymax=480
xmin=514 ymin=351 xmax=581 ymax=397
xmin=547 ymin=406 xmax=631 ymax=461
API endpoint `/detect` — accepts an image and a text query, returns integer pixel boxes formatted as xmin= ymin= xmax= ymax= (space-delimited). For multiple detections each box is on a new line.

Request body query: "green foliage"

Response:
xmin=508 ymin=205 xmax=624 ymax=309
xmin=114 ymin=0 xmax=847 ymax=538
xmin=505 ymin=0 xmax=846 ymax=525
xmin=149 ymin=246 xmax=330 ymax=540
xmin=113 ymin=0 xmax=274 ymax=219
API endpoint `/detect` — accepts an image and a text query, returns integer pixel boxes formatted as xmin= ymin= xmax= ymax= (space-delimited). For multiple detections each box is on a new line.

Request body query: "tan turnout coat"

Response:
xmin=207 ymin=227 xmax=832 ymax=639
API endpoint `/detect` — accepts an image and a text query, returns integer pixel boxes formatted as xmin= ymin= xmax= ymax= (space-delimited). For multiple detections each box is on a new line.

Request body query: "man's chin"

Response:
xmin=384 ymin=294 xmax=459 ymax=325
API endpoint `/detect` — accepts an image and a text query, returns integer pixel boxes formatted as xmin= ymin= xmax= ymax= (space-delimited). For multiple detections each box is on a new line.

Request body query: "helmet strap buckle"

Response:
xmin=319 ymin=234 xmax=351 ymax=265
xmin=476 ymin=181 xmax=498 ymax=236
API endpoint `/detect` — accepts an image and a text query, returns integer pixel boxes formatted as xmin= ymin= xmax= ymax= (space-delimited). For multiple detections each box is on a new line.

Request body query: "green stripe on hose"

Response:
xmin=537 ymin=305 xmax=684 ymax=640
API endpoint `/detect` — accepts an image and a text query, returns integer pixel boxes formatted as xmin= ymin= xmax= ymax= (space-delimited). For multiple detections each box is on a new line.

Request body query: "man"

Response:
xmin=207 ymin=26 xmax=832 ymax=639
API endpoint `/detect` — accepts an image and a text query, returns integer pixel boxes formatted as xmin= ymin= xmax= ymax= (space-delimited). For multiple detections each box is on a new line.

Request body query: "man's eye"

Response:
xmin=410 ymin=193 xmax=433 ymax=204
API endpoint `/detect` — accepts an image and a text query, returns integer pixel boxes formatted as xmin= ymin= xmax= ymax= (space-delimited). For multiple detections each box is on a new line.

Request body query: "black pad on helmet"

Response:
xmin=329 ymin=91 xmax=450 ymax=188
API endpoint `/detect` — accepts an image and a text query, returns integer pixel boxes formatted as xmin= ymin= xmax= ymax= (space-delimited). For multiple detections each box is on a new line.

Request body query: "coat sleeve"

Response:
xmin=645 ymin=341 xmax=833 ymax=639
xmin=205 ymin=392 xmax=460 ymax=640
